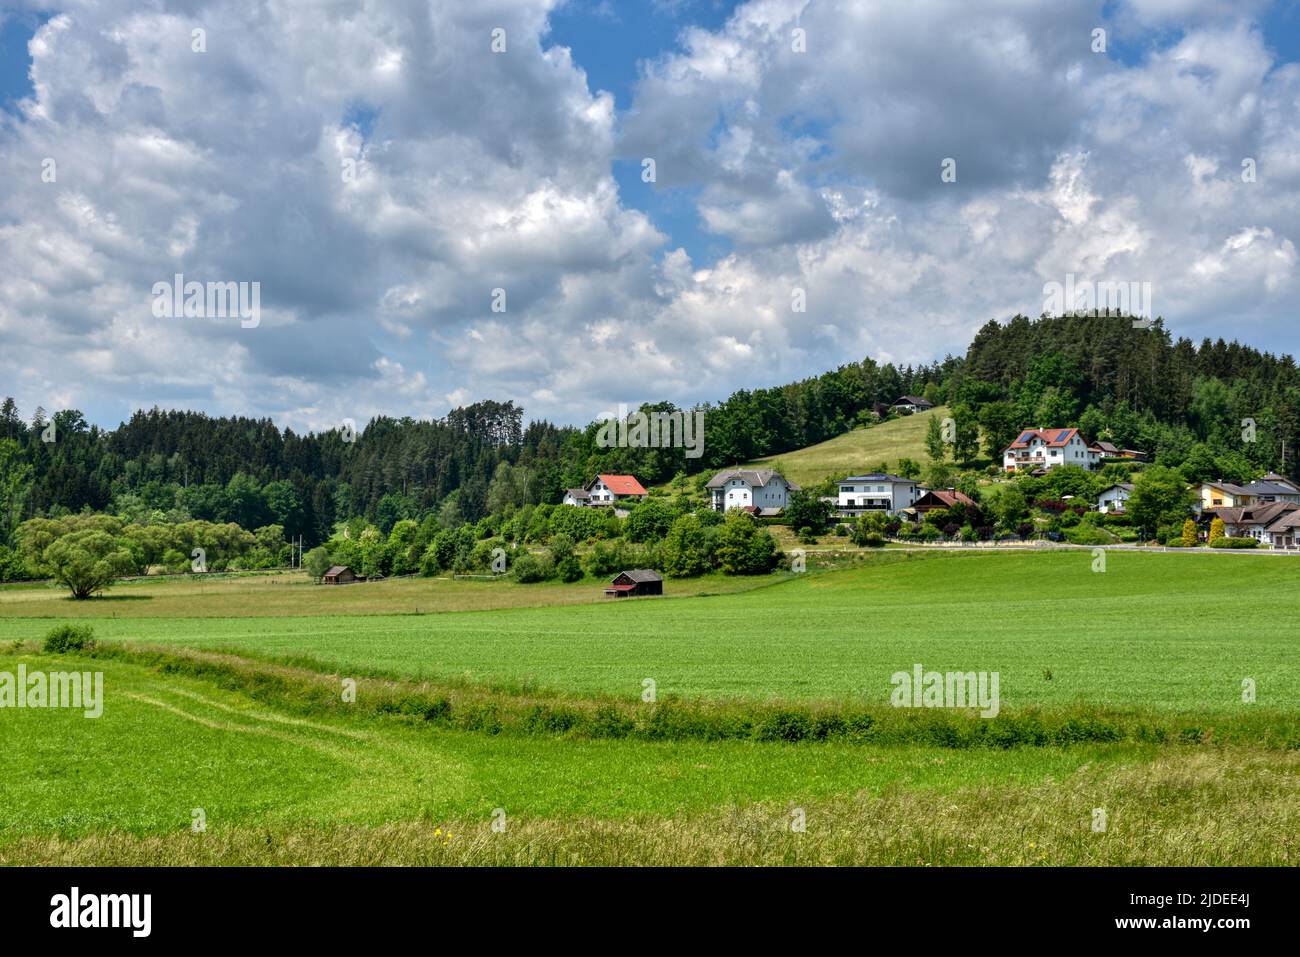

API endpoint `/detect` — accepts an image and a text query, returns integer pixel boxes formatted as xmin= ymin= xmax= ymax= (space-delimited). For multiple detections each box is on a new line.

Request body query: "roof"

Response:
xmin=1201 ymin=480 xmax=1254 ymax=496
xmin=1206 ymin=501 xmax=1298 ymax=528
xmin=613 ymin=569 xmax=663 ymax=583
xmin=1239 ymin=480 xmax=1299 ymax=497
xmin=1089 ymin=440 xmax=1121 ymax=454
xmin=705 ymin=468 xmax=800 ymax=491
xmin=591 ymin=474 xmax=647 ymax=496
xmin=1262 ymin=472 xmax=1300 ymax=491
xmin=1004 ymin=428 xmax=1081 ymax=452
xmin=324 ymin=565 xmax=351 ymax=576
xmin=841 ymin=473 xmax=919 ymax=484
xmin=914 ymin=489 xmax=977 ymax=509
xmin=1100 ymin=483 xmax=1134 ymax=494
xmin=605 ymin=583 xmax=636 ymax=592
xmin=1266 ymin=509 xmax=1300 ymax=531
xmin=564 ymin=488 xmax=590 ymax=500
xmin=894 ymin=395 xmax=933 ymax=406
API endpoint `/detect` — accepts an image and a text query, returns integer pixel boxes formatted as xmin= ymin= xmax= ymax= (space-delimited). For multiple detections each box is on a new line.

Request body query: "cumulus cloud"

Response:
xmin=0 ymin=0 xmax=1298 ymax=431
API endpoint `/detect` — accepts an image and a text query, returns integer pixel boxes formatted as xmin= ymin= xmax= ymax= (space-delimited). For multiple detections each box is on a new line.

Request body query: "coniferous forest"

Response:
xmin=2 ymin=314 xmax=1297 ymax=576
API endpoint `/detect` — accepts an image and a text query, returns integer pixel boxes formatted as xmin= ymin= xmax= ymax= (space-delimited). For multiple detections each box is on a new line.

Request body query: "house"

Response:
xmin=1203 ymin=501 xmax=1300 ymax=547
xmin=1236 ymin=477 xmax=1300 ymax=505
xmin=604 ymin=569 xmax=663 ymax=598
xmin=561 ymin=488 xmax=591 ymax=507
xmin=1097 ymin=483 xmax=1134 ymax=514
xmin=910 ymin=489 xmax=978 ymax=514
xmin=892 ymin=395 xmax=935 ymax=413
xmin=1003 ymin=428 xmax=1095 ymax=472
xmin=564 ymin=474 xmax=647 ymax=507
xmin=1088 ymin=439 xmax=1121 ymax=460
xmin=322 ymin=565 xmax=356 ymax=585
xmin=706 ymin=468 xmax=799 ymax=513
xmin=1262 ymin=472 xmax=1300 ymax=492
xmin=1262 ymin=509 xmax=1300 ymax=549
xmin=835 ymin=473 xmax=925 ymax=516
xmin=1196 ymin=480 xmax=1256 ymax=510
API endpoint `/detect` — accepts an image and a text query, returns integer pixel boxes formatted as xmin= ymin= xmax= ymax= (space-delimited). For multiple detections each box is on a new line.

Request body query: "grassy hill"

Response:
xmin=741 ymin=406 xmax=949 ymax=488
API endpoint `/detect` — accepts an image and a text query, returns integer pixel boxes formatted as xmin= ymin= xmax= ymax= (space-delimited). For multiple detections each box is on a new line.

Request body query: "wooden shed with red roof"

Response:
xmin=604 ymin=569 xmax=663 ymax=598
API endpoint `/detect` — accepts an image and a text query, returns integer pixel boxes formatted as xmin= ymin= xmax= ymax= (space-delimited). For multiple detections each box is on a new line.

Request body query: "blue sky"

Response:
xmin=3 ymin=0 xmax=1300 ymax=432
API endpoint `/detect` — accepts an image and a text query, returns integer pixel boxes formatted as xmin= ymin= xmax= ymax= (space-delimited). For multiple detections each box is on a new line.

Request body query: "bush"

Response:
xmin=556 ymin=554 xmax=584 ymax=582
xmin=1209 ymin=536 xmax=1258 ymax=549
xmin=1064 ymin=523 xmax=1113 ymax=546
xmin=512 ymin=552 xmax=554 ymax=582
xmin=43 ymin=624 xmax=96 ymax=654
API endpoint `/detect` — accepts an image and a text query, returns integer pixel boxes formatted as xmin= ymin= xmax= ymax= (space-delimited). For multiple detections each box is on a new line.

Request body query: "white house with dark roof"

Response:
xmin=892 ymin=395 xmax=934 ymax=413
xmin=834 ymin=474 xmax=925 ymax=516
xmin=705 ymin=468 xmax=798 ymax=514
xmin=1097 ymin=482 xmax=1134 ymax=513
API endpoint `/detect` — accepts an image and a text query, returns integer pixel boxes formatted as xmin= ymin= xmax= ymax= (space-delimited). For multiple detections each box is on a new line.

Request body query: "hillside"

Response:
xmin=741 ymin=406 xmax=949 ymax=488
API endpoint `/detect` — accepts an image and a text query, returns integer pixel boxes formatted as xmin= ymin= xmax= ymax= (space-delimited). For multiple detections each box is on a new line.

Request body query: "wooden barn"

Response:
xmin=604 ymin=569 xmax=663 ymax=598
xmin=322 ymin=565 xmax=357 ymax=585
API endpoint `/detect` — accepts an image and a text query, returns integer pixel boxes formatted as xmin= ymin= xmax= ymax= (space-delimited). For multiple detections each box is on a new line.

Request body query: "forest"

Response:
xmin=2 ymin=313 xmax=1296 ymax=583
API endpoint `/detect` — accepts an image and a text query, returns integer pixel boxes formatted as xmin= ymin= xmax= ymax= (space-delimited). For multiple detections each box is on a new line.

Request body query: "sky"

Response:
xmin=1 ymin=0 xmax=1299 ymax=433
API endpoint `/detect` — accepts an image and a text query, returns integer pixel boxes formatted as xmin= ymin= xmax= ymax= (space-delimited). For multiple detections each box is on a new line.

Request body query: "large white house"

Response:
xmin=834 ymin=473 xmax=925 ymax=516
xmin=705 ymin=469 xmax=798 ymax=514
xmin=1003 ymin=428 xmax=1095 ymax=472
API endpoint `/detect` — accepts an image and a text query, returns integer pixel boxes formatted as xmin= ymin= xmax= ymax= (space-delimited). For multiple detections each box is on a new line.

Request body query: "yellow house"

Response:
xmin=1197 ymin=481 xmax=1254 ymax=510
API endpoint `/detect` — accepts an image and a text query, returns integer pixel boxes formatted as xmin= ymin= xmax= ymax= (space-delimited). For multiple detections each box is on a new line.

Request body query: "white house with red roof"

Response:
xmin=1003 ymin=428 xmax=1096 ymax=472
xmin=562 ymin=474 xmax=648 ymax=507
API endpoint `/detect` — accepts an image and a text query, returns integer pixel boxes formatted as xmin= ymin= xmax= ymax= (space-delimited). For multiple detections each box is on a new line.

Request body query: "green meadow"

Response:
xmin=1 ymin=549 xmax=1297 ymax=865
xmin=2 ymin=550 xmax=1294 ymax=710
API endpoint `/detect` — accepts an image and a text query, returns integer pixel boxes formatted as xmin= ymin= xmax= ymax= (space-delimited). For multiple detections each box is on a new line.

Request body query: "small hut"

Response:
xmin=323 ymin=565 xmax=356 ymax=585
xmin=604 ymin=569 xmax=663 ymax=598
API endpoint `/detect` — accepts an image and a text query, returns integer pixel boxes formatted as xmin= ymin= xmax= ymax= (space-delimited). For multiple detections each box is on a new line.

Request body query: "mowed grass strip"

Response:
xmin=3 ymin=551 xmax=1293 ymax=711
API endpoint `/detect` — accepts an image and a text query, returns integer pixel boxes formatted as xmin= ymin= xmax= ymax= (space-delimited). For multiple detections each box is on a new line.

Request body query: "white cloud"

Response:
xmin=0 ymin=0 xmax=1298 ymax=432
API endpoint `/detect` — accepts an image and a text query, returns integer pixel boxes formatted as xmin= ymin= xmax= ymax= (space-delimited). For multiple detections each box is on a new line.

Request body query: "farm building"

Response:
xmin=604 ymin=569 xmax=663 ymax=598
xmin=322 ymin=565 xmax=356 ymax=585
xmin=893 ymin=395 xmax=934 ymax=413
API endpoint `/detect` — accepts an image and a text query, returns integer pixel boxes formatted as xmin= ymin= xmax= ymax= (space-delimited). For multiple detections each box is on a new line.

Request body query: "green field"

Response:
xmin=2 ymin=549 xmax=1297 ymax=865
xmin=747 ymin=406 xmax=950 ymax=487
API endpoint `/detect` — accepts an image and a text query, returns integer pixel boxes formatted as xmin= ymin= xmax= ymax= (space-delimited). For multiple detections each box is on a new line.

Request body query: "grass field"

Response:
xmin=2 ymin=549 xmax=1296 ymax=865
xmin=746 ymin=406 xmax=950 ymax=487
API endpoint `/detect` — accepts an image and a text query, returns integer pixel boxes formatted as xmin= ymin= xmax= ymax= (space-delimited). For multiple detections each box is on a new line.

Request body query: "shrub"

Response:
xmin=43 ymin=624 xmax=96 ymax=654
xmin=512 ymin=552 xmax=554 ymax=582
xmin=556 ymin=554 xmax=584 ymax=582
xmin=1209 ymin=536 xmax=1258 ymax=549
xmin=1208 ymin=517 xmax=1226 ymax=545
xmin=1064 ymin=523 xmax=1113 ymax=546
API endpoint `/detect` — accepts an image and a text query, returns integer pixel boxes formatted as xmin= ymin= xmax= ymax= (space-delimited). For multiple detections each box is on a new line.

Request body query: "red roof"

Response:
xmin=605 ymin=583 xmax=636 ymax=591
xmin=1004 ymin=428 xmax=1080 ymax=452
xmin=596 ymin=474 xmax=647 ymax=496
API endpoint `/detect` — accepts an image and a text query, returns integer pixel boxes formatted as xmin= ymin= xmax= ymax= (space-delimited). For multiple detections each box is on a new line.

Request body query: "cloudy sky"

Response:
xmin=1 ymin=0 xmax=1299 ymax=433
